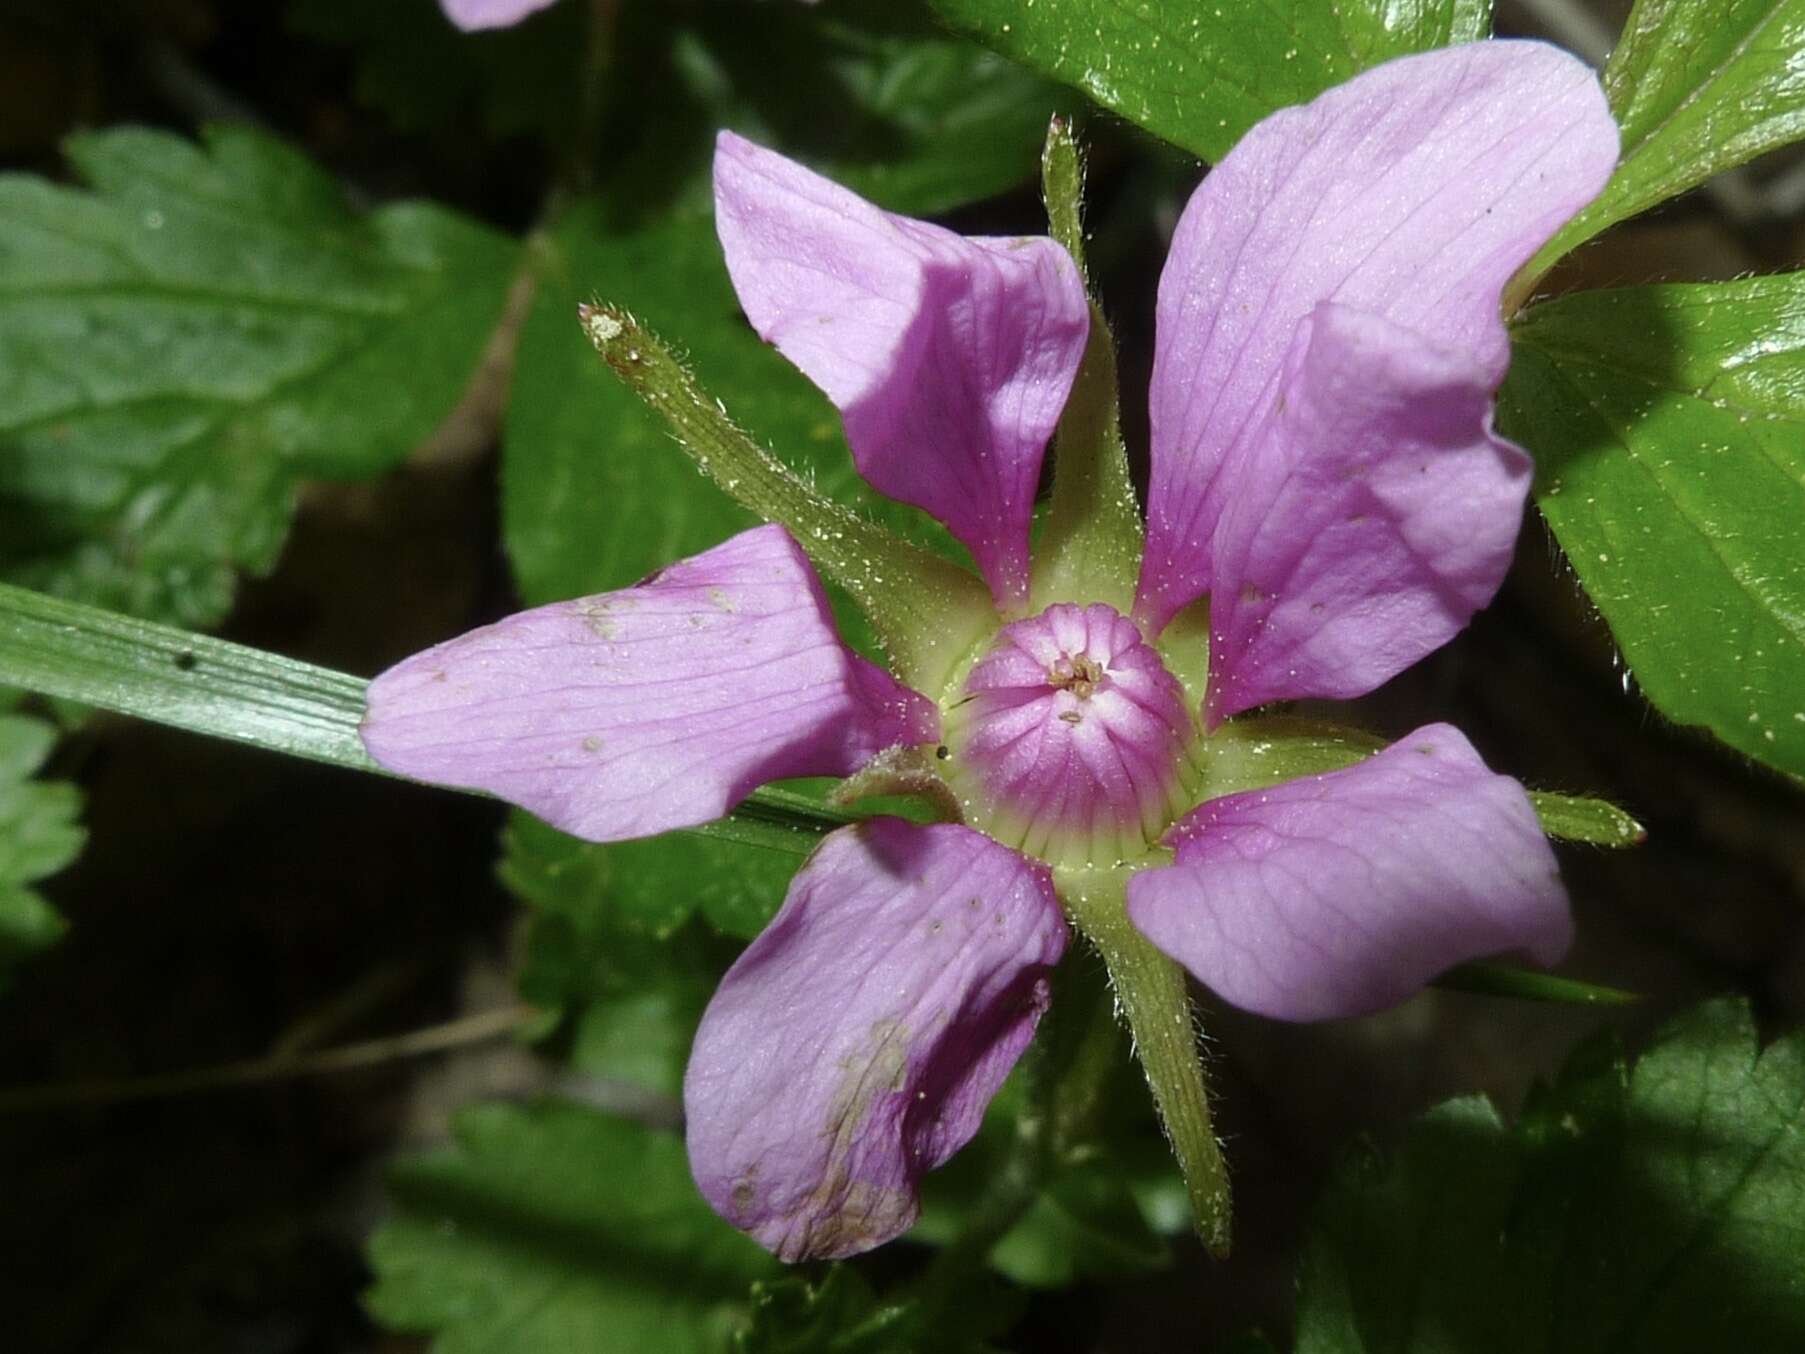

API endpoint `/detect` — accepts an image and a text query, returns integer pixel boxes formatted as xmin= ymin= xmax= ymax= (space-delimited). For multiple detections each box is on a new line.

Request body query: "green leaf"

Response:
xmin=926 ymin=0 xmax=1489 ymax=164
xmin=1295 ymin=998 xmax=1805 ymax=1353
xmin=986 ymin=1160 xmax=1169 ymax=1288
xmin=1433 ymin=963 xmax=1638 ymax=1006
xmin=738 ymin=1269 xmax=923 ymax=1354
xmin=738 ymin=1264 xmax=1015 ymax=1354
xmin=1530 ymin=0 xmax=1805 ymax=278
xmin=1527 ymin=791 xmax=1647 ymax=848
xmin=505 ymin=202 xmax=945 ymax=609
xmin=822 ymin=42 xmax=1071 ymax=218
xmin=505 ymin=0 xmax=1072 ymax=225
xmin=1501 ymin=278 xmax=1805 ymax=779
xmin=502 ymin=810 xmax=796 ymax=943
xmin=503 ymin=811 xmax=797 ymax=1093
xmin=0 ymin=579 xmax=376 ymax=773
xmin=0 ymin=712 xmax=83 ymax=991
xmin=367 ymin=1099 xmax=779 ymax=1353
xmin=683 ymin=0 xmax=1072 ymax=217
xmin=563 ymin=986 xmax=710 ymax=1097
xmin=0 ymin=124 xmax=517 ymax=628
xmin=512 ymin=907 xmax=718 ymax=1098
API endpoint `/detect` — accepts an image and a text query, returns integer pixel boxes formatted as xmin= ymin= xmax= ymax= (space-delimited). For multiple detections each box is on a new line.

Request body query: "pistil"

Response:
xmin=940 ymin=602 xmax=1197 ymax=867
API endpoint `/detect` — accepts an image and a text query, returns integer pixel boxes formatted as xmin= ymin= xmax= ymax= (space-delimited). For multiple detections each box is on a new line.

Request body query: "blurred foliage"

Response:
xmin=367 ymin=1098 xmax=781 ymax=1352
xmin=1296 ymin=999 xmax=1805 ymax=1353
xmin=503 ymin=810 xmax=795 ymax=943
xmin=504 ymin=809 xmax=788 ymax=1094
xmin=0 ymin=124 xmax=516 ymax=628
xmin=739 ymin=1265 xmax=1014 ymax=1353
xmin=289 ymin=0 xmax=592 ymax=139
xmin=668 ymin=0 xmax=1074 ymax=217
xmin=739 ymin=1267 xmax=946 ymax=1354
xmin=914 ymin=962 xmax=1191 ymax=1290
xmin=0 ymin=710 xmax=83 ymax=990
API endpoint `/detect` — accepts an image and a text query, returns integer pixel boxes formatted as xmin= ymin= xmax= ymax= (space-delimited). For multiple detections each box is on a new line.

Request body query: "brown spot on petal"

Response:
xmin=779 ymin=1177 xmax=913 ymax=1262
xmin=574 ymin=597 xmax=628 ymax=639
xmin=777 ymin=1020 xmax=917 ymax=1260
xmin=731 ymin=1168 xmax=759 ymax=1220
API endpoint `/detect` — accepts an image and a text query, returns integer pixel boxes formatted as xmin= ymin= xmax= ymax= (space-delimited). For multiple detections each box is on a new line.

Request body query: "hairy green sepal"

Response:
xmin=1055 ymin=865 xmax=1233 ymax=1257
xmin=1030 ymin=117 xmax=1143 ymax=616
xmin=579 ymin=304 xmax=995 ymax=694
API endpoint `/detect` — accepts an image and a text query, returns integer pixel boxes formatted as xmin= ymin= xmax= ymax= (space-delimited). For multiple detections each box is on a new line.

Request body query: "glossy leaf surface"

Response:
xmin=1502 ymin=277 xmax=1805 ymax=779
xmin=928 ymin=0 xmax=1489 ymax=163
xmin=1531 ymin=0 xmax=1805 ymax=276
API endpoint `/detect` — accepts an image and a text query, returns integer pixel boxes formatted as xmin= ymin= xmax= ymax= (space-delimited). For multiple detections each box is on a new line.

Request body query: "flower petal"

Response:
xmin=361 ymin=524 xmax=935 ymax=842
xmin=1126 ymin=724 xmax=1568 ymax=1021
xmin=1201 ymin=303 xmax=1532 ymax=726
xmin=438 ymin=0 xmax=558 ymax=31
xmin=686 ymin=819 xmax=1067 ymax=1260
xmin=714 ymin=132 xmax=1090 ymax=608
xmin=1137 ymin=40 xmax=1617 ymax=632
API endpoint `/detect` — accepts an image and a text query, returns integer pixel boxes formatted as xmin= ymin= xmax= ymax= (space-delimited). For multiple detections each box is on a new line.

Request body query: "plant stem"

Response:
xmin=0 ymin=1005 xmax=533 ymax=1114
xmin=569 ymin=0 xmax=621 ymax=193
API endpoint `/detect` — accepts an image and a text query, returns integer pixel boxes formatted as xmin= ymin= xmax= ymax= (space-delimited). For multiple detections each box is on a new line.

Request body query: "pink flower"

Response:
xmin=362 ymin=43 xmax=1617 ymax=1260
xmin=438 ymin=0 xmax=560 ymax=32
xmin=437 ymin=0 xmax=823 ymax=30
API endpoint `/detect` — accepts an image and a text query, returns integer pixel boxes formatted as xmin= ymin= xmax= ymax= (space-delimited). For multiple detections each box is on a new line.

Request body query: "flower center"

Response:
xmin=941 ymin=602 xmax=1197 ymax=867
